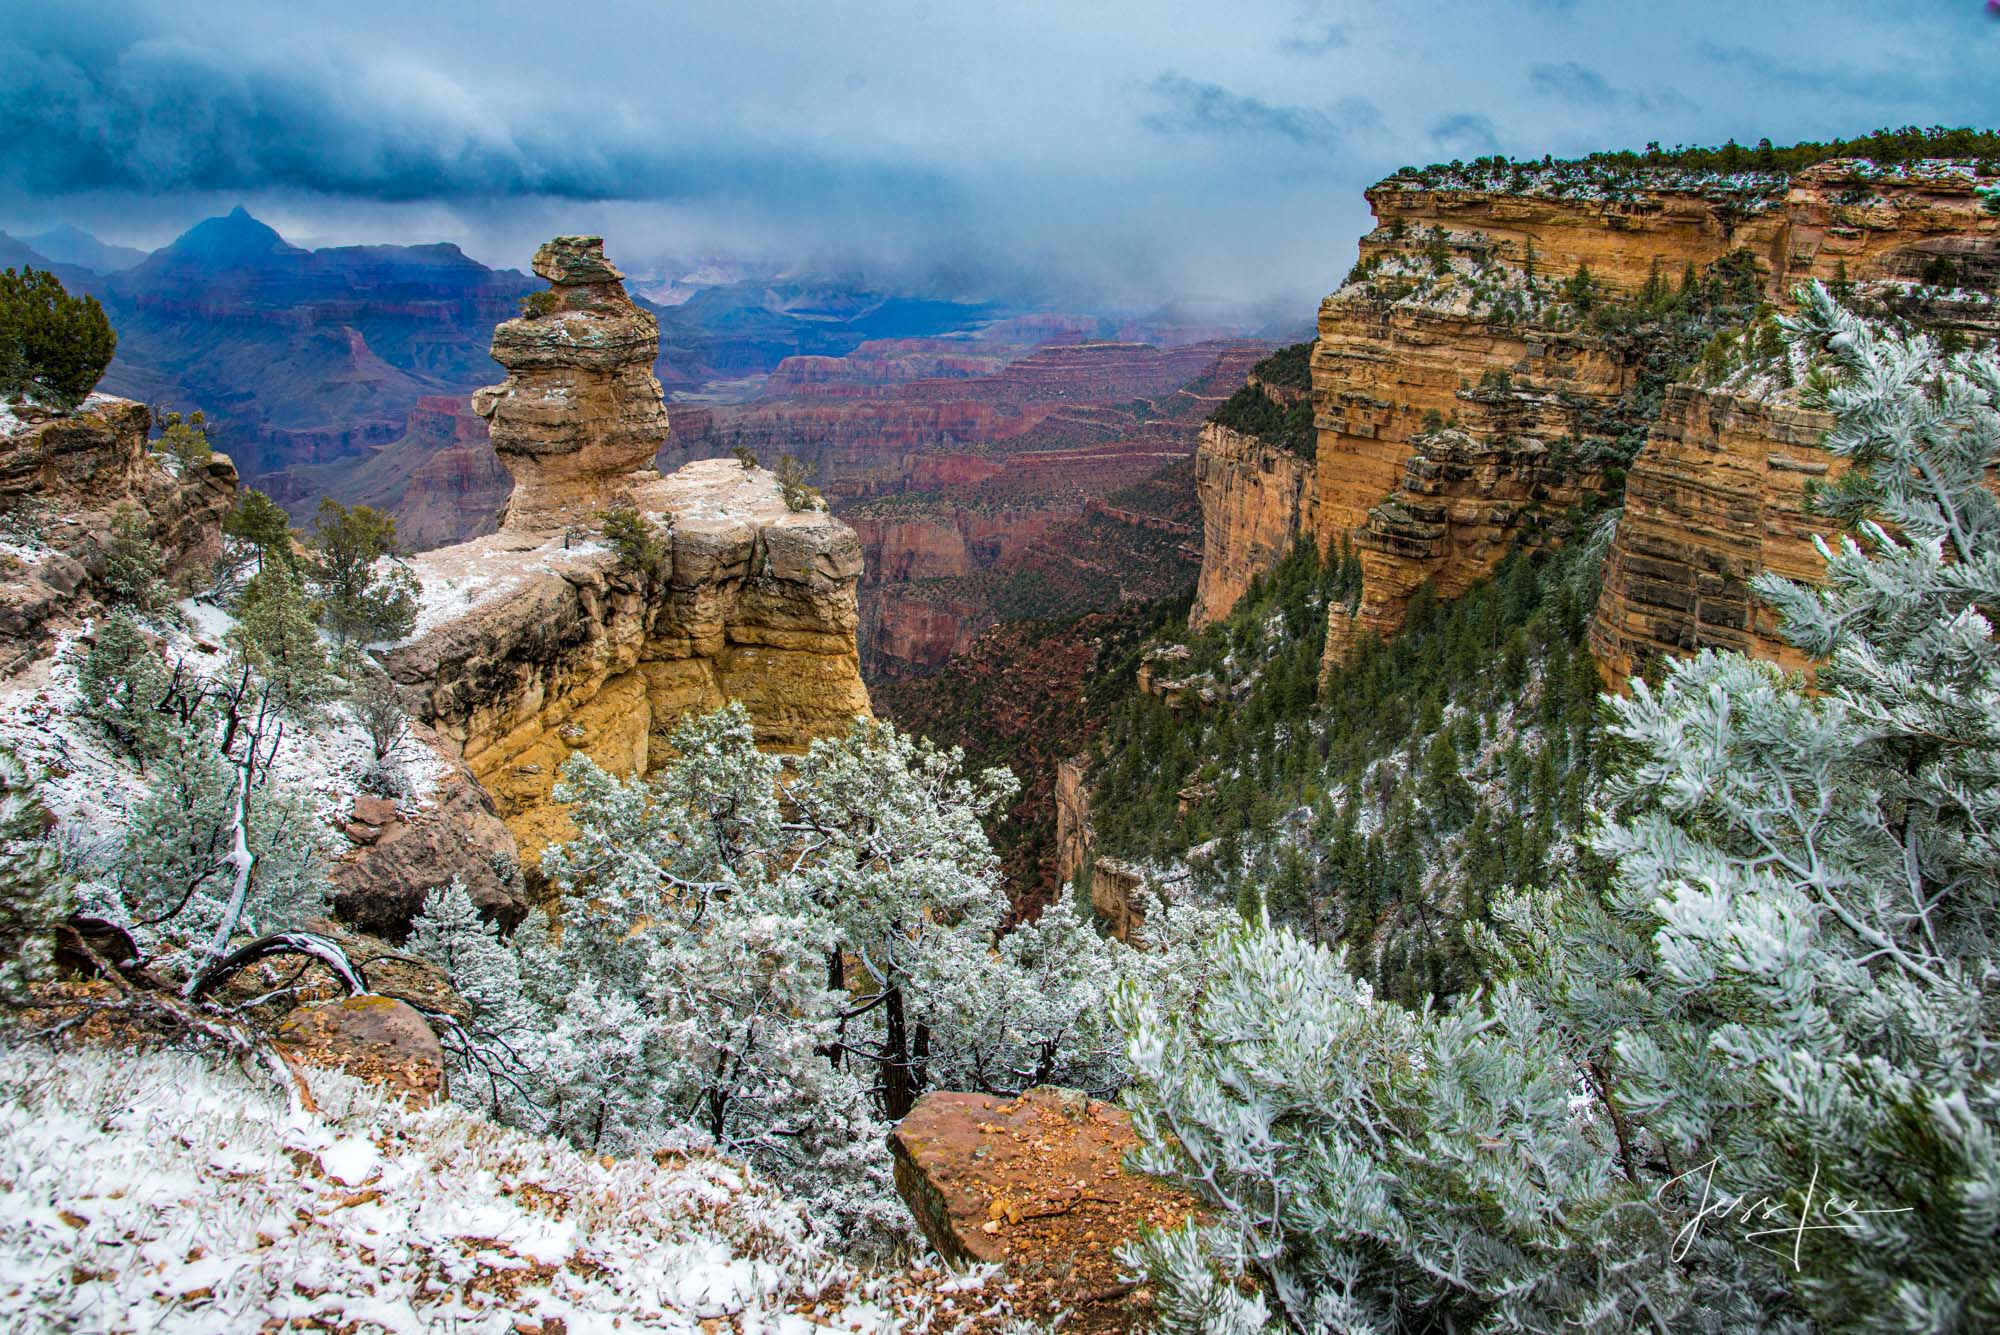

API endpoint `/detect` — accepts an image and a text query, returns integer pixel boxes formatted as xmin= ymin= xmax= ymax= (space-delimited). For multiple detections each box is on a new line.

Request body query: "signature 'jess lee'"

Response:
xmin=1658 ymin=1159 xmax=1915 ymax=1269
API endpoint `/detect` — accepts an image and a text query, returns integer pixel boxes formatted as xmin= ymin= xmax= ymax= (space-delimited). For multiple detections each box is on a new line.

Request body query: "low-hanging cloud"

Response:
xmin=1527 ymin=60 xmax=1691 ymax=115
xmin=1430 ymin=113 xmax=1502 ymax=155
xmin=1278 ymin=22 xmax=1351 ymax=57
xmin=1139 ymin=72 xmax=1370 ymax=152
xmin=3 ymin=0 xmax=1993 ymax=313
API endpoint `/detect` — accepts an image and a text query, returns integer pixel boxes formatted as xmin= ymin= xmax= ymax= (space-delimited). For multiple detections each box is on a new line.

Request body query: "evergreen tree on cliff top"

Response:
xmin=1116 ymin=285 xmax=2000 ymax=1331
xmin=0 ymin=267 xmax=115 ymax=412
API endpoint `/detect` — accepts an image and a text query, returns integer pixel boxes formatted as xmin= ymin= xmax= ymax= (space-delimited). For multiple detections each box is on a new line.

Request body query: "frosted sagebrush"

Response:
xmin=1118 ymin=286 xmax=2000 ymax=1331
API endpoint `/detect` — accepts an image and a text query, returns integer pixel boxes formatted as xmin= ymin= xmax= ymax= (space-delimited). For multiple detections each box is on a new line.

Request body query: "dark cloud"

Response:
xmin=1140 ymin=73 xmax=1368 ymax=151
xmin=1528 ymin=60 xmax=1690 ymax=113
xmin=1 ymin=0 xmax=1990 ymax=311
xmin=0 ymin=35 xmax=952 ymax=207
xmin=1694 ymin=42 xmax=1926 ymax=105
xmin=1529 ymin=61 xmax=1618 ymax=106
xmin=1430 ymin=113 xmax=1502 ymax=155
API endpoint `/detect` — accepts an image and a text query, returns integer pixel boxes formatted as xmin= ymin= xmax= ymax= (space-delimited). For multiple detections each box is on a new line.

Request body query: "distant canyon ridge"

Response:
xmin=2 ymin=209 xmax=1291 ymax=680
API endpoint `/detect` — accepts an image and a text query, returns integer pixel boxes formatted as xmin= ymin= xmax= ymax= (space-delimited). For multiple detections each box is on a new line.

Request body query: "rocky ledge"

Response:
xmin=0 ymin=396 xmax=237 ymax=669
xmin=384 ymin=458 xmax=872 ymax=866
xmin=891 ymin=1087 xmax=1200 ymax=1332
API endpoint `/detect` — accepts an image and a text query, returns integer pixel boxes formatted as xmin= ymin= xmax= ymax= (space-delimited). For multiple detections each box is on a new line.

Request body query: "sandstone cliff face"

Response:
xmin=385 ymin=459 xmax=871 ymax=865
xmin=1054 ymin=754 xmax=1093 ymax=887
xmin=1327 ymin=423 xmax=1613 ymax=662
xmin=1589 ymin=383 xmax=1839 ymax=684
xmin=1311 ymin=295 xmax=1628 ymax=667
xmin=1301 ymin=159 xmax=1999 ymax=676
xmin=0 ymin=396 xmax=237 ymax=667
xmin=1190 ymin=423 xmax=1317 ymax=629
xmin=473 ymin=237 xmax=669 ymax=531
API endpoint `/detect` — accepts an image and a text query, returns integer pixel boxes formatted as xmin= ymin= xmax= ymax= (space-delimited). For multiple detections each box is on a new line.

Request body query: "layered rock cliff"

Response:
xmin=474 ymin=236 xmax=669 ymax=531
xmin=1190 ymin=423 xmax=1317 ymax=629
xmin=1298 ymin=158 xmax=2000 ymax=675
xmin=0 ymin=395 xmax=237 ymax=668
xmin=1588 ymin=383 xmax=1839 ymax=683
xmin=386 ymin=461 xmax=870 ymax=864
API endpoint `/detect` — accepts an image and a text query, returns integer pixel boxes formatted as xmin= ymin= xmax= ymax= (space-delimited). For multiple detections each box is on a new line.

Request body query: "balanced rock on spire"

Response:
xmin=472 ymin=236 xmax=670 ymax=531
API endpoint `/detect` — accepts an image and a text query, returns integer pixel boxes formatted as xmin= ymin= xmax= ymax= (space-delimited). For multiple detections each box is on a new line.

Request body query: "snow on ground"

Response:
xmin=390 ymin=535 xmax=613 ymax=648
xmin=0 ymin=597 xmax=452 ymax=880
xmin=0 ymin=1041 xmax=988 ymax=1334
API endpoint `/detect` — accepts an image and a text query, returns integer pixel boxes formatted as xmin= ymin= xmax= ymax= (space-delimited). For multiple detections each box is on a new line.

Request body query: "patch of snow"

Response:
xmin=390 ymin=536 xmax=615 ymax=648
xmin=0 ymin=596 xmax=454 ymax=889
xmin=0 ymin=1041 xmax=988 ymax=1333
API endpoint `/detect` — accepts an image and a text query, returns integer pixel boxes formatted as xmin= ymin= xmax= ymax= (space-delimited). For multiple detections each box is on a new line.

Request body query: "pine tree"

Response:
xmin=77 ymin=611 xmax=174 ymax=762
xmin=101 ymin=505 xmax=172 ymax=614
xmin=304 ymin=499 xmax=418 ymax=648
xmin=0 ymin=748 xmax=68 ymax=998
xmin=113 ymin=728 xmax=326 ymax=952
xmin=0 ymin=266 xmax=115 ymax=410
xmin=223 ymin=489 xmax=295 ymax=572
xmin=228 ymin=566 xmax=333 ymax=713
xmin=407 ymin=877 xmax=522 ymax=1026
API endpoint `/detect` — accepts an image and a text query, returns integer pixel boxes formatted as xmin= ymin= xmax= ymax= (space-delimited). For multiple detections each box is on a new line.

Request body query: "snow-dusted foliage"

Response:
xmin=0 ymin=1040 xmax=990 ymax=1333
xmin=1114 ymin=925 xmax=1711 ymax=1333
xmin=0 ymin=747 xmax=67 ymax=997
xmin=417 ymin=704 xmax=1228 ymax=1250
xmin=1118 ymin=288 xmax=2000 ymax=1329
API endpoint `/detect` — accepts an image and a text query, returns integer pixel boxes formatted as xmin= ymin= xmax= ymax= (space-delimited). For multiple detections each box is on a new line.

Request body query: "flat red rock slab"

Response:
xmin=891 ymin=1088 xmax=1199 ymax=1331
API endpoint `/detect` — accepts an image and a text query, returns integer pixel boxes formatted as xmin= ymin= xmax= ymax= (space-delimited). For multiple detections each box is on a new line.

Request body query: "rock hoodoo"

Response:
xmin=472 ymin=236 xmax=670 ymax=532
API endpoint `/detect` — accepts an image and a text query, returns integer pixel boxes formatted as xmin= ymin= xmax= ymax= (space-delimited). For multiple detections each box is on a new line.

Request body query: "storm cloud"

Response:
xmin=3 ymin=0 xmax=1997 ymax=312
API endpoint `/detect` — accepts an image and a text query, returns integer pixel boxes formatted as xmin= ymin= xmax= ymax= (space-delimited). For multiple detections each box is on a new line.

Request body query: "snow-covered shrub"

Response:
xmin=416 ymin=703 xmax=1226 ymax=1250
xmin=111 ymin=724 xmax=328 ymax=958
xmin=0 ymin=747 xmax=67 ymax=998
xmin=1119 ymin=287 xmax=2000 ymax=1329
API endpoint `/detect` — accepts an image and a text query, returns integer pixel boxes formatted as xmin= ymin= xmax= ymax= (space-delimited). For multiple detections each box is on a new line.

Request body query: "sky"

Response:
xmin=3 ymin=0 xmax=1998 ymax=317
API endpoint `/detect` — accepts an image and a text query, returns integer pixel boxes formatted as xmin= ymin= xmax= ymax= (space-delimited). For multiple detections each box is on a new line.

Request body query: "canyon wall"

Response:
xmin=1311 ymin=282 xmax=1630 ymax=667
xmin=1300 ymin=159 xmax=2000 ymax=676
xmin=1189 ymin=423 xmax=1317 ymax=629
xmin=1588 ymin=384 xmax=1839 ymax=684
xmin=0 ymin=396 xmax=237 ymax=668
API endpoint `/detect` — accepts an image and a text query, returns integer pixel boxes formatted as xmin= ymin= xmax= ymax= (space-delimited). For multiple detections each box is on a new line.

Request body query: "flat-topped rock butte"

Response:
xmin=387 ymin=450 xmax=870 ymax=869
